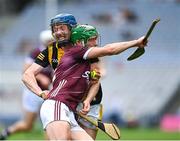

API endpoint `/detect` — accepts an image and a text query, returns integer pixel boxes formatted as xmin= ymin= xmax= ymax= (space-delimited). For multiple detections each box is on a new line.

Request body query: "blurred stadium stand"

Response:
xmin=0 ymin=0 xmax=180 ymax=127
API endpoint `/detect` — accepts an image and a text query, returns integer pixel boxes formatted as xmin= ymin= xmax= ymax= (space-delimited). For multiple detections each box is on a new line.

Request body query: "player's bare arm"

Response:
xmin=80 ymin=62 xmax=101 ymax=115
xmin=80 ymin=81 xmax=100 ymax=115
xmin=87 ymin=36 xmax=147 ymax=59
xmin=22 ymin=62 xmax=45 ymax=97
xmin=22 ymin=63 xmax=32 ymax=73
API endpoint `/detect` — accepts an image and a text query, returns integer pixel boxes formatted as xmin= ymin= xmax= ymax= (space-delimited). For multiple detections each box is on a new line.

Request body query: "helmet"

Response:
xmin=50 ymin=13 xmax=77 ymax=31
xmin=39 ymin=30 xmax=54 ymax=46
xmin=70 ymin=24 xmax=98 ymax=45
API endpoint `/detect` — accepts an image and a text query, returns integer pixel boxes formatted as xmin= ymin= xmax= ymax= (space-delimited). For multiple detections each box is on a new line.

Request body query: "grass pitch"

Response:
xmin=2 ymin=123 xmax=179 ymax=140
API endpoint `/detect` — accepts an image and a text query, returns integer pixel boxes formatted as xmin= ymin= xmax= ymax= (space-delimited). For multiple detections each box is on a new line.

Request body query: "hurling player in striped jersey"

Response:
xmin=22 ymin=13 xmax=102 ymax=140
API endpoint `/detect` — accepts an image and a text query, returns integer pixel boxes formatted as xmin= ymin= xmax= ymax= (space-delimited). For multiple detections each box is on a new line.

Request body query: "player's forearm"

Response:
xmin=22 ymin=63 xmax=45 ymax=97
xmin=103 ymin=39 xmax=138 ymax=55
xmin=85 ymin=82 xmax=100 ymax=103
xmin=22 ymin=71 xmax=43 ymax=96
xmin=87 ymin=39 xmax=140 ymax=59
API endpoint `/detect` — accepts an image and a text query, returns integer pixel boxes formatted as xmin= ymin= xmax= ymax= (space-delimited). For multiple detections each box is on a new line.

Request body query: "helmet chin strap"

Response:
xmin=81 ymin=40 xmax=85 ymax=47
xmin=57 ymin=39 xmax=70 ymax=47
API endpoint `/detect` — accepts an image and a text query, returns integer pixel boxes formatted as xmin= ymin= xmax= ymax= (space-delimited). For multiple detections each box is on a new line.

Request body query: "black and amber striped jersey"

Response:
xmin=35 ymin=42 xmax=64 ymax=70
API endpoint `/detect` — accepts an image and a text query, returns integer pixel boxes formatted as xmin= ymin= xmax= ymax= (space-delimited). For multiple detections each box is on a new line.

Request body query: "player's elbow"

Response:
xmin=22 ymin=70 xmax=30 ymax=84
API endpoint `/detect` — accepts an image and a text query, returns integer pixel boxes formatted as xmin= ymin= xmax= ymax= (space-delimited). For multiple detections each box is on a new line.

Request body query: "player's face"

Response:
xmin=52 ymin=24 xmax=71 ymax=41
xmin=86 ymin=36 xmax=98 ymax=48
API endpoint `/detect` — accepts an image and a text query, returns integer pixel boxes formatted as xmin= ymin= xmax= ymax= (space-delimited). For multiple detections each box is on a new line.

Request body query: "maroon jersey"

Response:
xmin=48 ymin=45 xmax=91 ymax=111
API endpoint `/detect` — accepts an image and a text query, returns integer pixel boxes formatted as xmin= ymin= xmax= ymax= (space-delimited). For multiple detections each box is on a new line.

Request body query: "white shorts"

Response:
xmin=40 ymin=99 xmax=85 ymax=132
xmin=22 ymin=88 xmax=44 ymax=112
xmin=76 ymin=103 xmax=103 ymax=129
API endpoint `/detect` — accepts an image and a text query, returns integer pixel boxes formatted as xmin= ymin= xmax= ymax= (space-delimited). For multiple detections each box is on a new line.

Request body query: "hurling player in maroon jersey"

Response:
xmin=41 ymin=23 xmax=147 ymax=140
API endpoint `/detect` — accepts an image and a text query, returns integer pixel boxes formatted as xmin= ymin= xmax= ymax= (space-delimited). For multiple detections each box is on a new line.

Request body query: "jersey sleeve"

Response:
xmin=83 ymin=48 xmax=93 ymax=60
xmin=29 ymin=48 xmax=40 ymax=59
xmin=34 ymin=48 xmax=49 ymax=68
xmin=74 ymin=46 xmax=99 ymax=63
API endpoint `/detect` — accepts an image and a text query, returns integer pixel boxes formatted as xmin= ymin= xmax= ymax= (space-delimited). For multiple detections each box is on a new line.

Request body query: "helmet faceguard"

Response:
xmin=50 ymin=13 xmax=77 ymax=32
xmin=70 ymin=24 xmax=98 ymax=46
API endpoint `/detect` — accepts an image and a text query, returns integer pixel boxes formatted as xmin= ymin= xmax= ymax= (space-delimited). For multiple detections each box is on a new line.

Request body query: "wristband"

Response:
xmin=90 ymin=70 xmax=97 ymax=79
xmin=39 ymin=92 xmax=45 ymax=98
